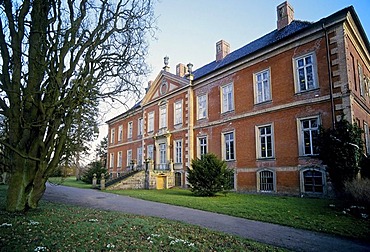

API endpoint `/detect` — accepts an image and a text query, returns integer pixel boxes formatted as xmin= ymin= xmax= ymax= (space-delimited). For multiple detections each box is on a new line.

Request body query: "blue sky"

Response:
xmin=145 ymin=0 xmax=370 ymax=84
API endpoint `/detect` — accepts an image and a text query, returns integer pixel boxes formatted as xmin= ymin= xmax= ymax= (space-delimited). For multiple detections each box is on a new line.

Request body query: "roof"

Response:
xmin=193 ymin=6 xmax=368 ymax=80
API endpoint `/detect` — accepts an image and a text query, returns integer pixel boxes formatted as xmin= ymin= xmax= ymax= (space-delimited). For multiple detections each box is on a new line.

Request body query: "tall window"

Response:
xmin=255 ymin=69 xmax=271 ymax=103
xmin=148 ymin=111 xmax=154 ymax=133
xmin=109 ymin=153 xmax=114 ymax=168
xmin=147 ymin=145 xmax=154 ymax=160
xmin=223 ymin=131 xmax=235 ymax=161
xmin=127 ymin=121 xmax=133 ymax=139
xmin=358 ymin=62 xmax=365 ymax=97
xmin=257 ymin=125 xmax=274 ymax=158
xmin=117 ymin=151 xmax=122 ymax=168
xmin=138 ymin=118 xmax=143 ymax=136
xmin=174 ymin=101 xmax=183 ymax=125
xmin=137 ymin=147 xmax=143 ymax=165
xmin=159 ymin=143 xmax=167 ymax=169
xmin=199 ymin=137 xmax=207 ymax=157
xmin=127 ymin=149 xmax=132 ymax=167
xmin=110 ymin=128 xmax=115 ymax=144
xmin=221 ymin=83 xmax=234 ymax=113
xmin=295 ymin=53 xmax=317 ymax=92
xmin=259 ymin=170 xmax=274 ymax=192
xmin=299 ymin=117 xmax=319 ymax=156
xmin=364 ymin=123 xmax=370 ymax=155
xmin=197 ymin=94 xmax=207 ymax=120
xmin=159 ymin=106 xmax=167 ymax=129
xmin=174 ymin=140 xmax=182 ymax=163
xmin=303 ymin=169 xmax=323 ymax=193
xmin=118 ymin=125 xmax=123 ymax=142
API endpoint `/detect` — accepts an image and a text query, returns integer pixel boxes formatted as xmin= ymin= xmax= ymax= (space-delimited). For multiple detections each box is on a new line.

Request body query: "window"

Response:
xmin=221 ymin=83 xmax=234 ymax=113
xmin=259 ymin=170 xmax=274 ymax=192
xmin=137 ymin=147 xmax=143 ymax=166
xmin=175 ymin=172 xmax=182 ymax=187
xmin=299 ymin=117 xmax=319 ymax=156
xmin=159 ymin=106 xmax=167 ymax=129
xmin=148 ymin=111 xmax=154 ymax=133
xmin=198 ymin=136 xmax=207 ymax=157
xmin=174 ymin=101 xmax=183 ymax=125
xmin=358 ymin=62 xmax=365 ymax=97
xmin=295 ymin=53 xmax=317 ymax=92
xmin=174 ymin=140 xmax=182 ymax=163
xmin=303 ymin=169 xmax=323 ymax=193
xmin=257 ymin=125 xmax=274 ymax=158
xmin=109 ymin=153 xmax=114 ymax=168
xmin=350 ymin=53 xmax=357 ymax=91
xmin=110 ymin=128 xmax=115 ymax=144
xmin=147 ymin=145 xmax=154 ymax=160
xmin=117 ymin=151 xmax=122 ymax=168
xmin=197 ymin=94 xmax=207 ymax=120
xmin=127 ymin=121 xmax=133 ymax=139
xmin=127 ymin=149 xmax=132 ymax=167
xmin=223 ymin=131 xmax=235 ymax=161
xmin=159 ymin=143 xmax=167 ymax=169
xmin=138 ymin=118 xmax=143 ymax=136
xmin=118 ymin=125 xmax=123 ymax=142
xmin=254 ymin=69 xmax=271 ymax=103
xmin=364 ymin=123 xmax=370 ymax=155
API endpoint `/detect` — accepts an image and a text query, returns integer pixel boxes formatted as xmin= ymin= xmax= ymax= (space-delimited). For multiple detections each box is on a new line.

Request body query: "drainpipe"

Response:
xmin=323 ymin=22 xmax=336 ymax=129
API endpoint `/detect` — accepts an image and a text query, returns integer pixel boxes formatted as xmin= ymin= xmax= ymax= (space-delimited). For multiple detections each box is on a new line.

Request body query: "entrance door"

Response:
xmin=156 ymin=176 xmax=166 ymax=189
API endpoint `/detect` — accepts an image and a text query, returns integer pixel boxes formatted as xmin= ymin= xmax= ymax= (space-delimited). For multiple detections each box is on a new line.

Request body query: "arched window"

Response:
xmin=257 ymin=169 xmax=275 ymax=192
xmin=303 ymin=169 xmax=323 ymax=193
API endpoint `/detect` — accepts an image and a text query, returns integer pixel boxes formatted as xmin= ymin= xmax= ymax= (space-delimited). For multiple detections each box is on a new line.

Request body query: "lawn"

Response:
xmin=48 ymin=176 xmax=92 ymax=189
xmin=108 ymin=188 xmax=370 ymax=241
xmin=0 ymin=185 xmax=284 ymax=252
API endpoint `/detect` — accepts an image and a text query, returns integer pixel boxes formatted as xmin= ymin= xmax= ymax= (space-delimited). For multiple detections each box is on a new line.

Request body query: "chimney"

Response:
xmin=216 ymin=40 xmax=230 ymax=62
xmin=176 ymin=63 xmax=188 ymax=77
xmin=145 ymin=81 xmax=152 ymax=93
xmin=277 ymin=1 xmax=294 ymax=30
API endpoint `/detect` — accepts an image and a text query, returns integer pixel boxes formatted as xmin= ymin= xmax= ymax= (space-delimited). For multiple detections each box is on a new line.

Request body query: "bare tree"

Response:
xmin=0 ymin=0 xmax=155 ymax=212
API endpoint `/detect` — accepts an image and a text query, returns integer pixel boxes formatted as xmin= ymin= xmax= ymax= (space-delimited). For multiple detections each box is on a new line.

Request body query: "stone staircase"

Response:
xmin=104 ymin=169 xmax=146 ymax=190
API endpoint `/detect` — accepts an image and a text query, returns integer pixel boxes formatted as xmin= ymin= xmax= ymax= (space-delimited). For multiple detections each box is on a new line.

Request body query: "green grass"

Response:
xmin=0 ymin=186 xmax=284 ymax=252
xmin=48 ymin=176 xmax=92 ymax=189
xmin=108 ymin=188 xmax=370 ymax=241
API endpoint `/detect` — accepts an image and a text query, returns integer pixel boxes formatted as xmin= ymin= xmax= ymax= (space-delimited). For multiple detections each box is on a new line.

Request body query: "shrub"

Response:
xmin=81 ymin=161 xmax=108 ymax=184
xmin=344 ymin=179 xmax=370 ymax=210
xmin=187 ymin=153 xmax=234 ymax=196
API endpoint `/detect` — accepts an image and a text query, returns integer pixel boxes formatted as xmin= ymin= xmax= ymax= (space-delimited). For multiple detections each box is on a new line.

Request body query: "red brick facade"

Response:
xmin=106 ymin=3 xmax=370 ymax=195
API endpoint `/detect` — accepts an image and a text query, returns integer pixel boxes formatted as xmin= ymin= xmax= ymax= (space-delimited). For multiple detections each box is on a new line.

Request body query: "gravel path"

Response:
xmin=42 ymin=184 xmax=370 ymax=252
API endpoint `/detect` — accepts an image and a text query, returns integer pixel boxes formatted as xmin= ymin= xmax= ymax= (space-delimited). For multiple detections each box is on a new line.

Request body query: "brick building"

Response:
xmin=106 ymin=2 xmax=370 ymax=195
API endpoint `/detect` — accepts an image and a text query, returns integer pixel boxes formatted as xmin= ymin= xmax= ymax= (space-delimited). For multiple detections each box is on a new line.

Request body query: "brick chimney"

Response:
xmin=216 ymin=40 xmax=230 ymax=62
xmin=176 ymin=63 xmax=188 ymax=77
xmin=277 ymin=1 xmax=294 ymax=30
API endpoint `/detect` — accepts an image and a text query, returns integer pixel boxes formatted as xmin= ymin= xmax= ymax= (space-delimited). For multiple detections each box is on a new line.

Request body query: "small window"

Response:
xmin=127 ymin=121 xmax=133 ymax=139
xmin=298 ymin=117 xmax=320 ymax=156
xmin=259 ymin=170 xmax=274 ymax=192
xmin=223 ymin=131 xmax=235 ymax=161
xmin=254 ymin=69 xmax=271 ymax=103
xmin=174 ymin=101 xmax=183 ymax=125
xmin=221 ymin=83 xmax=234 ymax=113
xmin=197 ymin=94 xmax=207 ymax=120
xmin=294 ymin=53 xmax=317 ymax=92
xmin=148 ymin=111 xmax=154 ymax=133
xmin=303 ymin=170 xmax=323 ymax=193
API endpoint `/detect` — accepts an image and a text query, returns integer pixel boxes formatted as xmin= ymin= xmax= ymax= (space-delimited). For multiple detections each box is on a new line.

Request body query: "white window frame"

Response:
xmin=137 ymin=147 xmax=143 ymax=166
xmin=117 ymin=151 xmax=122 ymax=168
xmin=254 ymin=69 xmax=271 ymax=104
xmin=138 ymin=118 xmax=143 ymax=136
xmin=222 ymin=131 xmax=235 ymax=161
xmin=294 ymin=53 xmax=318 ymax=93
xmin=197 ymin=136 xmax=207 ymax=158
xmin=127 ymin=149 xmax=132 ymax=167
xmin=256 ymin=169 xmax=276 ymax=192
xmin=358 ymin=62 xmax=365 ymax=97
xmin=297 ymin=116 xmax=320 ymax=156
xmin=118 ymin=125 xmax=123 ymax=142
xmin=221 ymin=83 xmax=234 ymax=113
xmin=147 ymin=145 xmax=154 ymax=160
xmin=174 ymin=100 xmax=183 ymax=125
xmin=109 ymin=153 xmax=114 ymax=168
xmin=159 ymin=105 xmax=167 ymax=129
xmin=256 ymin=124 xmax=274 ymax=159
xmin=174 ymin=140 xmax=182 ymax=164
xmin=148 ymin=111 xmax=154 ymax=133
xmin=197 ymin=94 xmax=207 ymax=120
xmin=127 ymin=121 xmax=133 ymax=139
xmin=110 ymin=128 xmax=115 ymax=144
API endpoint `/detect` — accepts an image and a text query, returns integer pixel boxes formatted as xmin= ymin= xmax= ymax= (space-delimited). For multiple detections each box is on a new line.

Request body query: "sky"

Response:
xmin=90 ymin=0 xmax=370 ymax=163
